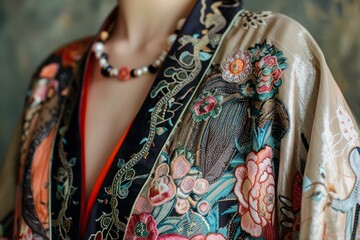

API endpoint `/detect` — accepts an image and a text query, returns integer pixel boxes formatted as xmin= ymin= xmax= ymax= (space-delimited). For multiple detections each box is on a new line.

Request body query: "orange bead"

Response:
xmin=118 ymin=66 xmax=131 ymax=81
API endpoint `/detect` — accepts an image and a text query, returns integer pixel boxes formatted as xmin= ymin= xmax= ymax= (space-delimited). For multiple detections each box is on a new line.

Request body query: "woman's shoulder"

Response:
xmin=35 ymin=35 xmax=95 ymax=74
xmin=24 ymin=36 xmax=95 ymax=111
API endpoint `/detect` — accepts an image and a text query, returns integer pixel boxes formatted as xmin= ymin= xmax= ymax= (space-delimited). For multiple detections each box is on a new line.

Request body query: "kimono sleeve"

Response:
xmin=0 ymin=49 xmax=60 ymax=238
xmin=272 ymin=14 xmax=360 ymax=239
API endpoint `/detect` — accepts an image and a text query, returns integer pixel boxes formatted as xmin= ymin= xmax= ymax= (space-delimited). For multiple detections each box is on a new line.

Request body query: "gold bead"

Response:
xmin=100 ymin=31 xmax=109 ymax=41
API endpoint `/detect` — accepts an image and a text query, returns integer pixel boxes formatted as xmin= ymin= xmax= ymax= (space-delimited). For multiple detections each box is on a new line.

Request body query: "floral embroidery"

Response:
xmin=254 ymin=55 xmax=283 ymax=100
xmin=220 ymin=42 xmax=287 ymax=101
xmin=148 ymin=148 xmax=210 ymax=215
xmin=156 ymin=233 xmax=226 ymax=240
xmin=221 ymin=50 xmax=252 ymax=83
xmin=30 ymin=63 xmax=60 ymax=106
xmin=148 ymin=163 xmax=176 ymax=206
xmin=32 ymin=79 xmax=59 ymax=106
xmin=239 ymin=80 xmax=256 ymax=98
xmin=126 ymin=213 xmax=158 ymax=240
xmin=170 ymin=148 xmax=209 ymax=215
xmin=191 ymin=233 xmax=227 ymax=240
xmin=233 ymin=145 xmax=275 ymax=237
xmin=235 ymin=11 xmax=274 ymax=30
xmin=336 ymin=104 xmax=358 ymax=142
xmin=134 ymin=196 xmax=154 ymax=214
xmin=19 ymin=221 xmax=33 ymax=240
xmin=249 ymin=42 xmax=288 ymax=101
xmin=249 ymin=42 xmax=283 ymax=62
xmin=190 ymin=89 xmax=223 ymax=122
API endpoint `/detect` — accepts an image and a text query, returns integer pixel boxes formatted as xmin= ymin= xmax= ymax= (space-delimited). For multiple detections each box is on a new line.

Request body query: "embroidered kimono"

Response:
xmin=1 ymin=0 xmax=360 ymax=239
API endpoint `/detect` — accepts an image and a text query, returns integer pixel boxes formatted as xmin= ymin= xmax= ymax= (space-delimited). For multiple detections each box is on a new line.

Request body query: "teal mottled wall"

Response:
xmin=1 ymin=0 xmax=359 ymax=161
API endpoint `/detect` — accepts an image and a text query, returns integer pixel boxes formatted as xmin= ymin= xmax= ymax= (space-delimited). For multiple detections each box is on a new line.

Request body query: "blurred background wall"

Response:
xmin=1 ymin=0 xmax=359 ymax=162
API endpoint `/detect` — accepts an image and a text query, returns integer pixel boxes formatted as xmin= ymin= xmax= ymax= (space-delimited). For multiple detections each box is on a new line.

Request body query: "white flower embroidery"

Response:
xmin=336 ymin=104 xmax=358 ymax=141
xmin=235 ymin=11 xmax=274 ymax=30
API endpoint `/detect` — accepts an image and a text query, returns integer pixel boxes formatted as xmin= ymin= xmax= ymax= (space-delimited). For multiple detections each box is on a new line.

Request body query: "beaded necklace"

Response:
xmin=92 ymin=19 xmax=185 ymax=81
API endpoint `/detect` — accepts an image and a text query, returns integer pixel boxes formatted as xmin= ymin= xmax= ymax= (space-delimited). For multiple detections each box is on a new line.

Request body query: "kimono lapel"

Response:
xmin=82 ymin=1 xmax=244 ymax=239
xmin=49 ymin=8 xmax=119 ymax=240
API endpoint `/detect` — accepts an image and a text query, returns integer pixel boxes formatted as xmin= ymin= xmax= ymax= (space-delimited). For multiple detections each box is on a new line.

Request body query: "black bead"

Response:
xmin=130 ymin=69 xmax=136 ymax=78
xmin=101 ymin=66 xmax=112 ymax=77
xmin=100 ymin=53 xmax=108 ymax=60
xmin=148 ymin=65 xmax=158 ymax=74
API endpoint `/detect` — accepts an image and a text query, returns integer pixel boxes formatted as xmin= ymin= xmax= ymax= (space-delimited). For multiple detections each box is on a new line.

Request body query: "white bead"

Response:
xmin=154 ymin=59 xmax=162 ymax=67
xmin=135 ymin=68 xmax=143 ymax=77
xmin=99 ymin=58 xmax=108 ymax=67
xmin=162 ymin=50 xmax=168 ymax=56
xmin=112 ymin=68 xmax=119 ymax=77
xmin=167 ymin=34 xmax=177 ymax=46
xmin=141 ymin=67 xmax=148 ymax=73
xmin=93 ymin=42 xmax=104 ymax=55
xmin=159 ymin=55 xmax=165 ymax=61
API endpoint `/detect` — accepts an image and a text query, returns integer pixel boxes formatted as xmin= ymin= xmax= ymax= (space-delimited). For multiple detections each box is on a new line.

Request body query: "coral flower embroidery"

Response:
xmin=254 ymin=55 xmax=283 ymax=100
xmin=233 ymin=145 xmax=275 ymax=237
xmin=191 ymin=90 xmax=223 ymax=122
xmin=221 ymin=50 xmax=252 ymax=83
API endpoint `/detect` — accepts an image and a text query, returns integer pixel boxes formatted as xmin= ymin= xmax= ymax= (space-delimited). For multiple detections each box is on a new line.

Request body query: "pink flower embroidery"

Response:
xmin=157 ymin=234 xmax=189 ymax=240
xmin=221 ymin=50 xmax=252 ymax=83
xmin=190 ymin=90 xmax=223 ymax=122
xmin=148 ymin=163 xmax=176 ymax=206
xmin=126 ymin=213 xmax=158 ymax=240
xmin=147 ymin=149 xmax=209 ymax=215
xmin=32 ymin=78 xmax=59 ymax=104
xmin=233 ymin=145 xmax=275 ymax=237
xmin=134 ymin=196 xmax=154 ymax=214
xmin=31 ymin=63 xmax=60 ymax=105
xmin=191 ymin=233 xmax=227 ymax=240
xmin=157 ymin=233 xmax=226 ymax=240
xmin=193 ymin=96 xmax=217 ymax=116
xmin=170 ymin=153 xmax=209 ymax=215
xmin=171 ymin=155 xmax=192 ymax=179
xmin=254 ymin=55 xmax=282 ymax=95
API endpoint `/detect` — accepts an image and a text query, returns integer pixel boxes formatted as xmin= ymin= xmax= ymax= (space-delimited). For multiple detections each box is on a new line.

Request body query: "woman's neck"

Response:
xmin=113 ymin=0 xmax=196 ymax=51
